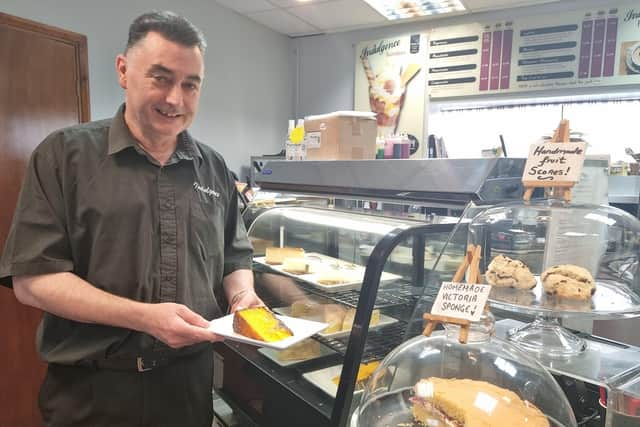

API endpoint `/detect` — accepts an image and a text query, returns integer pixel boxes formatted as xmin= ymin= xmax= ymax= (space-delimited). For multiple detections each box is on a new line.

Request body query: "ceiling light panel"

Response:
xmin=364 ymin=0 xmax=466 ymax=20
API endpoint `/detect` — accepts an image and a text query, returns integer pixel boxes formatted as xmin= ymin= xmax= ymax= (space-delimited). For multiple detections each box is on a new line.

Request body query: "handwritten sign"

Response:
xmin=522 ymin=142 xmax=587 ymax=184
xmin=431 ymin=282 xmax=492 ymax=322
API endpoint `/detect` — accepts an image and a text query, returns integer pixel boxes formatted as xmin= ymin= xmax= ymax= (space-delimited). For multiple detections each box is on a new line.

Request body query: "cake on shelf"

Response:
xmin=331 ymin=361 xmax=380 ymax=389
xmin=265 ymin=247 xmax=305 ymax=265
xmin=289 ymin=301 xmax=380 ymax=334
xmin=320 ymin=304 xmax=348 ymax=333
xmin=250 ymin=238 xmax=272 ymax=255
xmin=341 ymin=308 xmax=380 ymax=331
xmin=291 ymin=299 xmax=321 ymax=317
xmin=316 ymin=270 xmax=351 ymax=285
xmin=276 ymin=338 xmax=321 ymax=362
xmin=282 ymin=257 xmax=310 ymax=275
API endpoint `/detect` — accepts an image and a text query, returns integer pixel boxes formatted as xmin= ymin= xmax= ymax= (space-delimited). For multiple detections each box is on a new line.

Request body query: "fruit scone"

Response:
xmin=541 ymin=265 xmax=595 ymax=300
xmin=485 ymin=255 xmax=536 ymax=290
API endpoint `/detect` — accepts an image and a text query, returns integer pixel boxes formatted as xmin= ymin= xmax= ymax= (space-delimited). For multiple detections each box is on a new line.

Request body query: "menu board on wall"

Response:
xmin=428 ymin=4 xmax=640 ymax=99
xmin=428 ymin=23 xmax=502 ymax=97
xmin=354 ymin=34 xmax=427 ymax=156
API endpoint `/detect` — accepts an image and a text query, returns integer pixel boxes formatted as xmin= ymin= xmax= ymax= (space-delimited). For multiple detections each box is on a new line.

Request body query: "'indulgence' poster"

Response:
xmin=354 ymin=34 xmax=427 ymax=158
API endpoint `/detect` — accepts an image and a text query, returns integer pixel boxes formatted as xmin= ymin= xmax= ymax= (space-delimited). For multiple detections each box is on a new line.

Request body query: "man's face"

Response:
xmin=116 ymin=32 xmax=204 ymax=145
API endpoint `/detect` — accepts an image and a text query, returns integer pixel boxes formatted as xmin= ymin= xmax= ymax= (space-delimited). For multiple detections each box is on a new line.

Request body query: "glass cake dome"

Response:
xmin=355 ymin=324 xmax=577 ymax=427
xmin=467 ymin=199 xmax=640 ymax=357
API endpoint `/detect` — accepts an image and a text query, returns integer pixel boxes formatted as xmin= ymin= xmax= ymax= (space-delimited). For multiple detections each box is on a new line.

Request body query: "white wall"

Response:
xmin=1 ymin=0 xmax=294 ymax=175
xmin=292 ymin=0 xmax=636 ymax=118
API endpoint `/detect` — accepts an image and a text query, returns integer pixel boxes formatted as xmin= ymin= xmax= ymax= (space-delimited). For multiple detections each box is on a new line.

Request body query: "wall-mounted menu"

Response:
xmin=428 ymin=4 xmax=640 ymax=99
xmin=427 ymin=23 xmax=483 ymax=97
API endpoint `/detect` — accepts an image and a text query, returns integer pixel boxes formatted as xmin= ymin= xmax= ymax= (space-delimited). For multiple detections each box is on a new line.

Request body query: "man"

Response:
xmin=0 ymin=11 xmax=262 ymax=426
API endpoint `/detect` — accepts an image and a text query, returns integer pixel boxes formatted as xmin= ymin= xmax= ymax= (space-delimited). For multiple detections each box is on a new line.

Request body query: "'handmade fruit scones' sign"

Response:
xmin=523 ymin=142 xmax=587 ymax=183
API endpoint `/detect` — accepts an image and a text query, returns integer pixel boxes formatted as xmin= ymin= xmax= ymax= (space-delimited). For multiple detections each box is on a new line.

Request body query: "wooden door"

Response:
xmin=0 ymin=12 xmax=90 ymax=427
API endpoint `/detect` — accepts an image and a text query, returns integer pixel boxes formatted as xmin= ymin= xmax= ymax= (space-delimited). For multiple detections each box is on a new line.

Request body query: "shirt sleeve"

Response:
xmin=222 ymin=170 xmax=253 ymax=277
xmin=0 ymin=133 xmax=74 ymax=288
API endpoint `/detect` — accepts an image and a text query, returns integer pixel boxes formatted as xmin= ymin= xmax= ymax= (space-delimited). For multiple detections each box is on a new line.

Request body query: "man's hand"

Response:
xmin=222 ymin=269 xmax=263 ymax=313
xmin=229 ymin=289 xmax=265 ymax=313
xmin=143 ymin=303 xmax=222 ymax=348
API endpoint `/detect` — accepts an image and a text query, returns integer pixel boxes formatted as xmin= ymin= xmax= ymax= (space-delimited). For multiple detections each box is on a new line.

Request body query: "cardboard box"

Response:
xmin=304 ymin=111 xmax=377 ymax=160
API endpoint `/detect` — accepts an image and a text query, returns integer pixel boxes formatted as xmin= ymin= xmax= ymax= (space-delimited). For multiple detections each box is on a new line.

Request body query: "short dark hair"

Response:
xmin=126 ymin=11 xmax=207 ymax=54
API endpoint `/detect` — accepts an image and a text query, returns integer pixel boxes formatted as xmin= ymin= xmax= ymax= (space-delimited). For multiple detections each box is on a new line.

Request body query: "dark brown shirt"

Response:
xmin=0 ymin=105 xmax=253 ymax=364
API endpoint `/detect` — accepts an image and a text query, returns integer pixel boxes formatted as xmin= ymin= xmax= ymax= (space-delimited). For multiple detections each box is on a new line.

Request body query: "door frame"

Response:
xmin=1 ymin=12 xmax=91 ymax=122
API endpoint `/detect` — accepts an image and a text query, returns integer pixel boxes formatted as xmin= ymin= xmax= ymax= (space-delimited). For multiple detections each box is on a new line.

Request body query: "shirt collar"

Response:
xmin=108 ymin=104 xmax=202 ymax=165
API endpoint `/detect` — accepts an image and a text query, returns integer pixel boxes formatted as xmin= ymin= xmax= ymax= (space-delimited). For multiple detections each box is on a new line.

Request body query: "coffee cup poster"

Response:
xmin=354 ymin=34 xmax=427 ymax=157
xmin=618 ymin=7 xmax=640 ymax=76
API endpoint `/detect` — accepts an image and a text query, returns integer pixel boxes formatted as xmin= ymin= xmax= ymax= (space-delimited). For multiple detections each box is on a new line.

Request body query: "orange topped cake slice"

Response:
xmin=233 ymin=307 xmax=293 ymax=342
xmin=331 ymin=361 xmax=381 ymax=389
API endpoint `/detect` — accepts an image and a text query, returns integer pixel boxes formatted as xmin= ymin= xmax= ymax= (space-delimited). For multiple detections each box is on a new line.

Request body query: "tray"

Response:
xmin=254 ymin=252 xmax=402 ymax=293
xmin=303 ymin=362 xmax=381 ymax=397
xmin=208 ymin=313 xmax=327 ymax=350
xmin=257 ymin=340 xmax=336 ymax=367
xmin=274 ymin=306 xmax=398 ymax=339
xmin=488 ymin=277 xmax=640 ymax=319
xmin=302 ymin=365 xmax=345 ymax=398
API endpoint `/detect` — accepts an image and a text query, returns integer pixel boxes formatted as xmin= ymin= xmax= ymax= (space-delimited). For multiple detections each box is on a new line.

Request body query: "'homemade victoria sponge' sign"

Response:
xmin=431 ymin=282 xmax=492 ymax=322
xmin=522 ymin=142 xmax=587 ymax=184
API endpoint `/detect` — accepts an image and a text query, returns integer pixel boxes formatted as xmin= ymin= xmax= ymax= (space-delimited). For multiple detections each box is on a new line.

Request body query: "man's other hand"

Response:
xmin=229 ymin=289 xmax=265 ymax=313
xmin=145 ymin=303 xmax=222 ymax=348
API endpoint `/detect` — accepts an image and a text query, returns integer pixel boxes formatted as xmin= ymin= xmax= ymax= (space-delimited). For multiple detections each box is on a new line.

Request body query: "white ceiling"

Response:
xmin=214 ymin=0 xmax=561 ymax=37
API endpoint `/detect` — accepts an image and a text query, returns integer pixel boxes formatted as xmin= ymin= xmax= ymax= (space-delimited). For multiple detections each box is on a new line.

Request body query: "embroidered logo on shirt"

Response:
xmin=193 ymin=182 xmax=220 ymax=198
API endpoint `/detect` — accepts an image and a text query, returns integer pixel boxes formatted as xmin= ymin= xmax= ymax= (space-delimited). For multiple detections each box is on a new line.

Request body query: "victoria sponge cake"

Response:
xmin=411 ymin=378 xmax=549 ymax=427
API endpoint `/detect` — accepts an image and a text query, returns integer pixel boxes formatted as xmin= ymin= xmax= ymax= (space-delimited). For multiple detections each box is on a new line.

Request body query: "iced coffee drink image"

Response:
xmin=626 ymin=42 xmax=640 ymax=74
xmin=362 ymin=56 xmax=421 ymax=132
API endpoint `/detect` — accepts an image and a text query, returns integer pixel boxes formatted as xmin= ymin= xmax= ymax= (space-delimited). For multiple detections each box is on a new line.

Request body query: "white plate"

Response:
xmin=302 ymin=365 xmax=344 ymax=397
xmin=208 ymin=313 xmax=328 ymax=350
xmin=258 ymin=341 xmax=336 ymax=367
xmin=254 ymin=252 xmax=402 ymax=293
xmin=273 ymin=306 xmax=398 ymax=339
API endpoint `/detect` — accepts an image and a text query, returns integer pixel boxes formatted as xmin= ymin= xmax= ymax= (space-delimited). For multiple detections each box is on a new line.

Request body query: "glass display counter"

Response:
xmin=214 ymin=158 xmax=530 ymax=427
xmin=214 ymin=159 xmax=640 ymax=427
xmin=214 ymin=206 xmax=464 ymax=426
